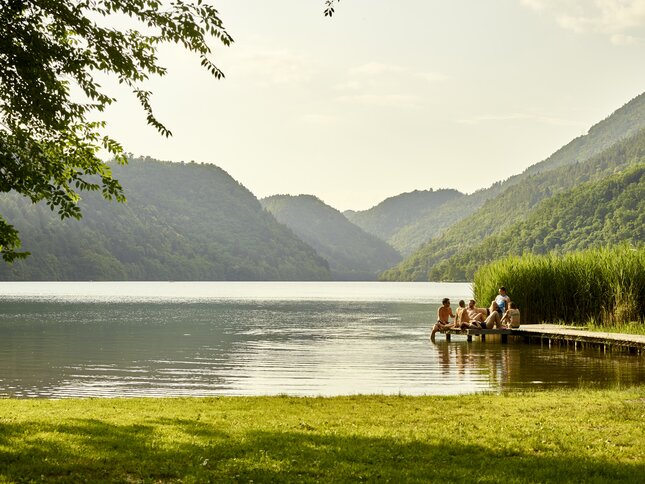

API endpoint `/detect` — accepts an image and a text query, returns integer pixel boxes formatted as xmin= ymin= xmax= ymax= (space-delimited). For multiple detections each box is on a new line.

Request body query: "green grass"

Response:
xmin=567 ymin=321 xmax=645 ymax=336
xmin=1 ymin=388 xmax=644 ymax=482
xmin=473 ymin=245 xmax=645 ymax=326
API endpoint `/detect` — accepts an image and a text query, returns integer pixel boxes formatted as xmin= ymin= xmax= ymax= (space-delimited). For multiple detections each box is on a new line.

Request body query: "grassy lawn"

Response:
xmin=578 ymin=322 xmax=645 ymax=336
xmin=1 ymin=387 xmax=643 ymax=483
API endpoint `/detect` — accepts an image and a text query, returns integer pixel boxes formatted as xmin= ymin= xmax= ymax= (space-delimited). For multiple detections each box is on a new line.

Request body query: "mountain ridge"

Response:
xmin=262 ymin=194 xmax=401 ymax=280
xmin=375 ymin=91 xmax=645 ymax=257
xmin=430 ymin=163 xmax=645 ymax=281
xmin=0 ymin=158 xmax=332 ymax=281
xmin=344 ymin=188 xmax=464 ymax=243
xmin=381 ymin=125 xmax=645 ymax=281
xmin=381 ymin=93 xmax=645 ymax=280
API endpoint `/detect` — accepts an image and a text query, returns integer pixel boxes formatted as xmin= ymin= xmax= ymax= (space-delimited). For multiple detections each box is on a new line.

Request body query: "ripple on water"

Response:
xmin=1 ymin=285 xmax=643 ymax=398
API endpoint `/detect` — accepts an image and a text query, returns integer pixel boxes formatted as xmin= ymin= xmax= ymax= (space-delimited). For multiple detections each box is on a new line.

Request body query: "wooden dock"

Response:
xmin=443 ymin=328 xmax=514 ymax=343
xmin=441 ymin=324 xmax=645 ymax=354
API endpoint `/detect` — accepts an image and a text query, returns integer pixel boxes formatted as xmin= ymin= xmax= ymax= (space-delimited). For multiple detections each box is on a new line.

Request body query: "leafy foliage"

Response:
xmin=263 ymin=194 xmax=401 ymax=280
xmin=0 ymin=0 xmax=232 ymax=261
xmin=324 ymin=0 xmax=340 ymax=17
xmin=0 ymin=158 xmax=331 ymax=280
xmin=381 ymin=95 xmax=645 ymax=282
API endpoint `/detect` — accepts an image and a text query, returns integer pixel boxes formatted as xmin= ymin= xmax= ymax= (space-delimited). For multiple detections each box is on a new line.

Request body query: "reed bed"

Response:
xmin=473 ymin=245 xmax=645 ymax=326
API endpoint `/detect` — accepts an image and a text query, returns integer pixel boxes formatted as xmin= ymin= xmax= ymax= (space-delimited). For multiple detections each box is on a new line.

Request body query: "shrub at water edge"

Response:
xmin=473 ymin=245 xmax=645 ymax=325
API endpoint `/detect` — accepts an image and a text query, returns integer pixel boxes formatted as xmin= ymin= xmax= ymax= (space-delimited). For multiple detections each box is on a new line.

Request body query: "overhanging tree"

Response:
xmin=324 ymin=0 xmax=339 ymax=17
xmin=0 ymin=0 xmax=232 ymax=261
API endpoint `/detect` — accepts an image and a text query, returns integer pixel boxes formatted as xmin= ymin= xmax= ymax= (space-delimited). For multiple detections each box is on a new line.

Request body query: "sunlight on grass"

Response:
xmin=571 ymin=321 xmax=645 ymax=336
xmin=0 ymin=388 xmax=643 ymax=482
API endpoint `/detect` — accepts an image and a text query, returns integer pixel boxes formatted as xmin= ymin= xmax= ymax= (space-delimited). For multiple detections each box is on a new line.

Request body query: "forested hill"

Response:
xmin=373 ymin=91 xmax=645 ymax=256
xmin=381 ymin=126 xmax=645 ymax=281
xmin=262 ymin=195 xmax=401 ymax=280
xmin=423 ymin=164 xmax=645 ymax=281
xmin=0 ymin=158 xmax=332 ymax=281
xmin=522 ymin=91 xmax=645 ymax=177
xmin=343 ymin=189 xmax=463 ymax=243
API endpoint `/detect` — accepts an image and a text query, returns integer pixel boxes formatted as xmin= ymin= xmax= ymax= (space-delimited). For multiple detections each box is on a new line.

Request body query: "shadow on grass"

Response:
xmin=0 ymin=418 xmax=641 ymax=482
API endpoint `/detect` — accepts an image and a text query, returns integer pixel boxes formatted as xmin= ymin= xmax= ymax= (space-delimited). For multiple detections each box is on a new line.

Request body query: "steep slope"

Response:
xmin=262 ymin=195 xmax=402 ymax=280
xmin=522 ymin=92 xmax=645 ymax=176
xmin=387 ymin=186 xmax=495 ymax=256
xmin=344 ymin=189 xmax=464 ymax=243
xmin=381 ymin=126 xmax=645 ymax=281
xmin=0 ymin=158 xmax=332 ymax=280
xmin=430 ymin=164 xmax=645 ymax=281
xmin=383 ymin=91 xmax=645 ymax=255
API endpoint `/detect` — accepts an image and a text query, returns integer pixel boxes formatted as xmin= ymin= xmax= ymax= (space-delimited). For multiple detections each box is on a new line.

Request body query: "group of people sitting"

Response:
xmin=430 ymin=287 xmax=520 ymax=340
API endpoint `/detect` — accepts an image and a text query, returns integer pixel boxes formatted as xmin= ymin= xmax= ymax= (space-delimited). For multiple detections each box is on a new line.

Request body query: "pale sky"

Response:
xmin=100 ymin=0 xmax=645 ymax=211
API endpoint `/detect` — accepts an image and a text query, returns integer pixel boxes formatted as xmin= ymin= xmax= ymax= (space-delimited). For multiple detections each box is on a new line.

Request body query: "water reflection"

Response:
xmin=430 ymin=337 xmax=644 ymax=391
xmin=0 ymin=293 xmax=642 ymax=398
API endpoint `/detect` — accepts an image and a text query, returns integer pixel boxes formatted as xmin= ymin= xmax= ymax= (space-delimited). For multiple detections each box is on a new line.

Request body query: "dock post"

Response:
xmin=467 ymin=334 xmax=472 ymax=342
xmin=501 ymin=334 xmax=508 ymax=344
xmin=445 ymin=333 xmax=451 ymax=342
xmin=481 ymin=334 xmax=486 ymax=342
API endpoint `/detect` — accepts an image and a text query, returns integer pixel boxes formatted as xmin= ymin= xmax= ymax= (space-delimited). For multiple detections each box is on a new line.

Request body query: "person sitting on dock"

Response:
xmin=455 ymin=300 xmax=468 ymax=328
xmin=484 ymin=301 xmax=504 ymax=329
xmin=455 ymin=300 xmax=484 ymax=328
xmin=465 ymin=300 xmax=486 ymax=327
xmin=431 ymin=298 xmax=456 ymax=340
xmin=501 ymin=302 xmax=521 ymax=328
xmin=491 ymin=287 xmax=511 ymax=316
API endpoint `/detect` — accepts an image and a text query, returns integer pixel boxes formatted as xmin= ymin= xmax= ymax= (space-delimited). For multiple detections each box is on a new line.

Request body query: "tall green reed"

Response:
xmin=473 ymin=245 xmax=644 ymax=326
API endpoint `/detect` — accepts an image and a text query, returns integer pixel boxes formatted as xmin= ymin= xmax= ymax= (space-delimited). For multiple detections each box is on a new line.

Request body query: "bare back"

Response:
xmin=455 ymin=307 xmax=466 ymax=324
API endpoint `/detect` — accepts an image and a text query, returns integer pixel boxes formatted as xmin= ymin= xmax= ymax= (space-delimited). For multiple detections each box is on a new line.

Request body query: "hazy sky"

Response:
xmin=101 ymin=0 xmax=645 ymax=211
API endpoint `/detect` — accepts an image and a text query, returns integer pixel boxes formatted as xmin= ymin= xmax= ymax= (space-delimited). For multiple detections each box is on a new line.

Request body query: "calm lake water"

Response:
xmin=0 ymin=282 xmax=642 ymax=398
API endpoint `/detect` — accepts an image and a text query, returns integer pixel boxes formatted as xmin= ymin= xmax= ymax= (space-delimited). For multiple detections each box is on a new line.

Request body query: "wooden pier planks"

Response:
xmin=514 ymin=324 xmax=645 ymax=353
xmin=440 ymin=324 xmax=645 ymax=352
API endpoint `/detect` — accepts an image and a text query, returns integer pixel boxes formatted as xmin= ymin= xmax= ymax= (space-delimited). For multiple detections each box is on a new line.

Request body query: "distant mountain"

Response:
xmin=425 ymin=164 xmax=645 ymax=281
xmin=378 ymin=92 xmax=645 ymax=257
xmin=344 ymin=189 xmax=464 ymax=254
xmin=262 ymin=194 xmax=401 ymax=280
xmin=0 ymin=158 xmax=332 ymax=280
xmin=522 ymin=92 xmax=645 ymax=176
xmin=381 ymin=126 xmax=645 ymax=281
xmin=386 ymin=188 xmax=491 ymax=256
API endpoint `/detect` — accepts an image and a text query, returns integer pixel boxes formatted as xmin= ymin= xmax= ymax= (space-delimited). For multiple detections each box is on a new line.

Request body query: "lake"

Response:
xmin=0 ymin=282 xmax=642 ymax=398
